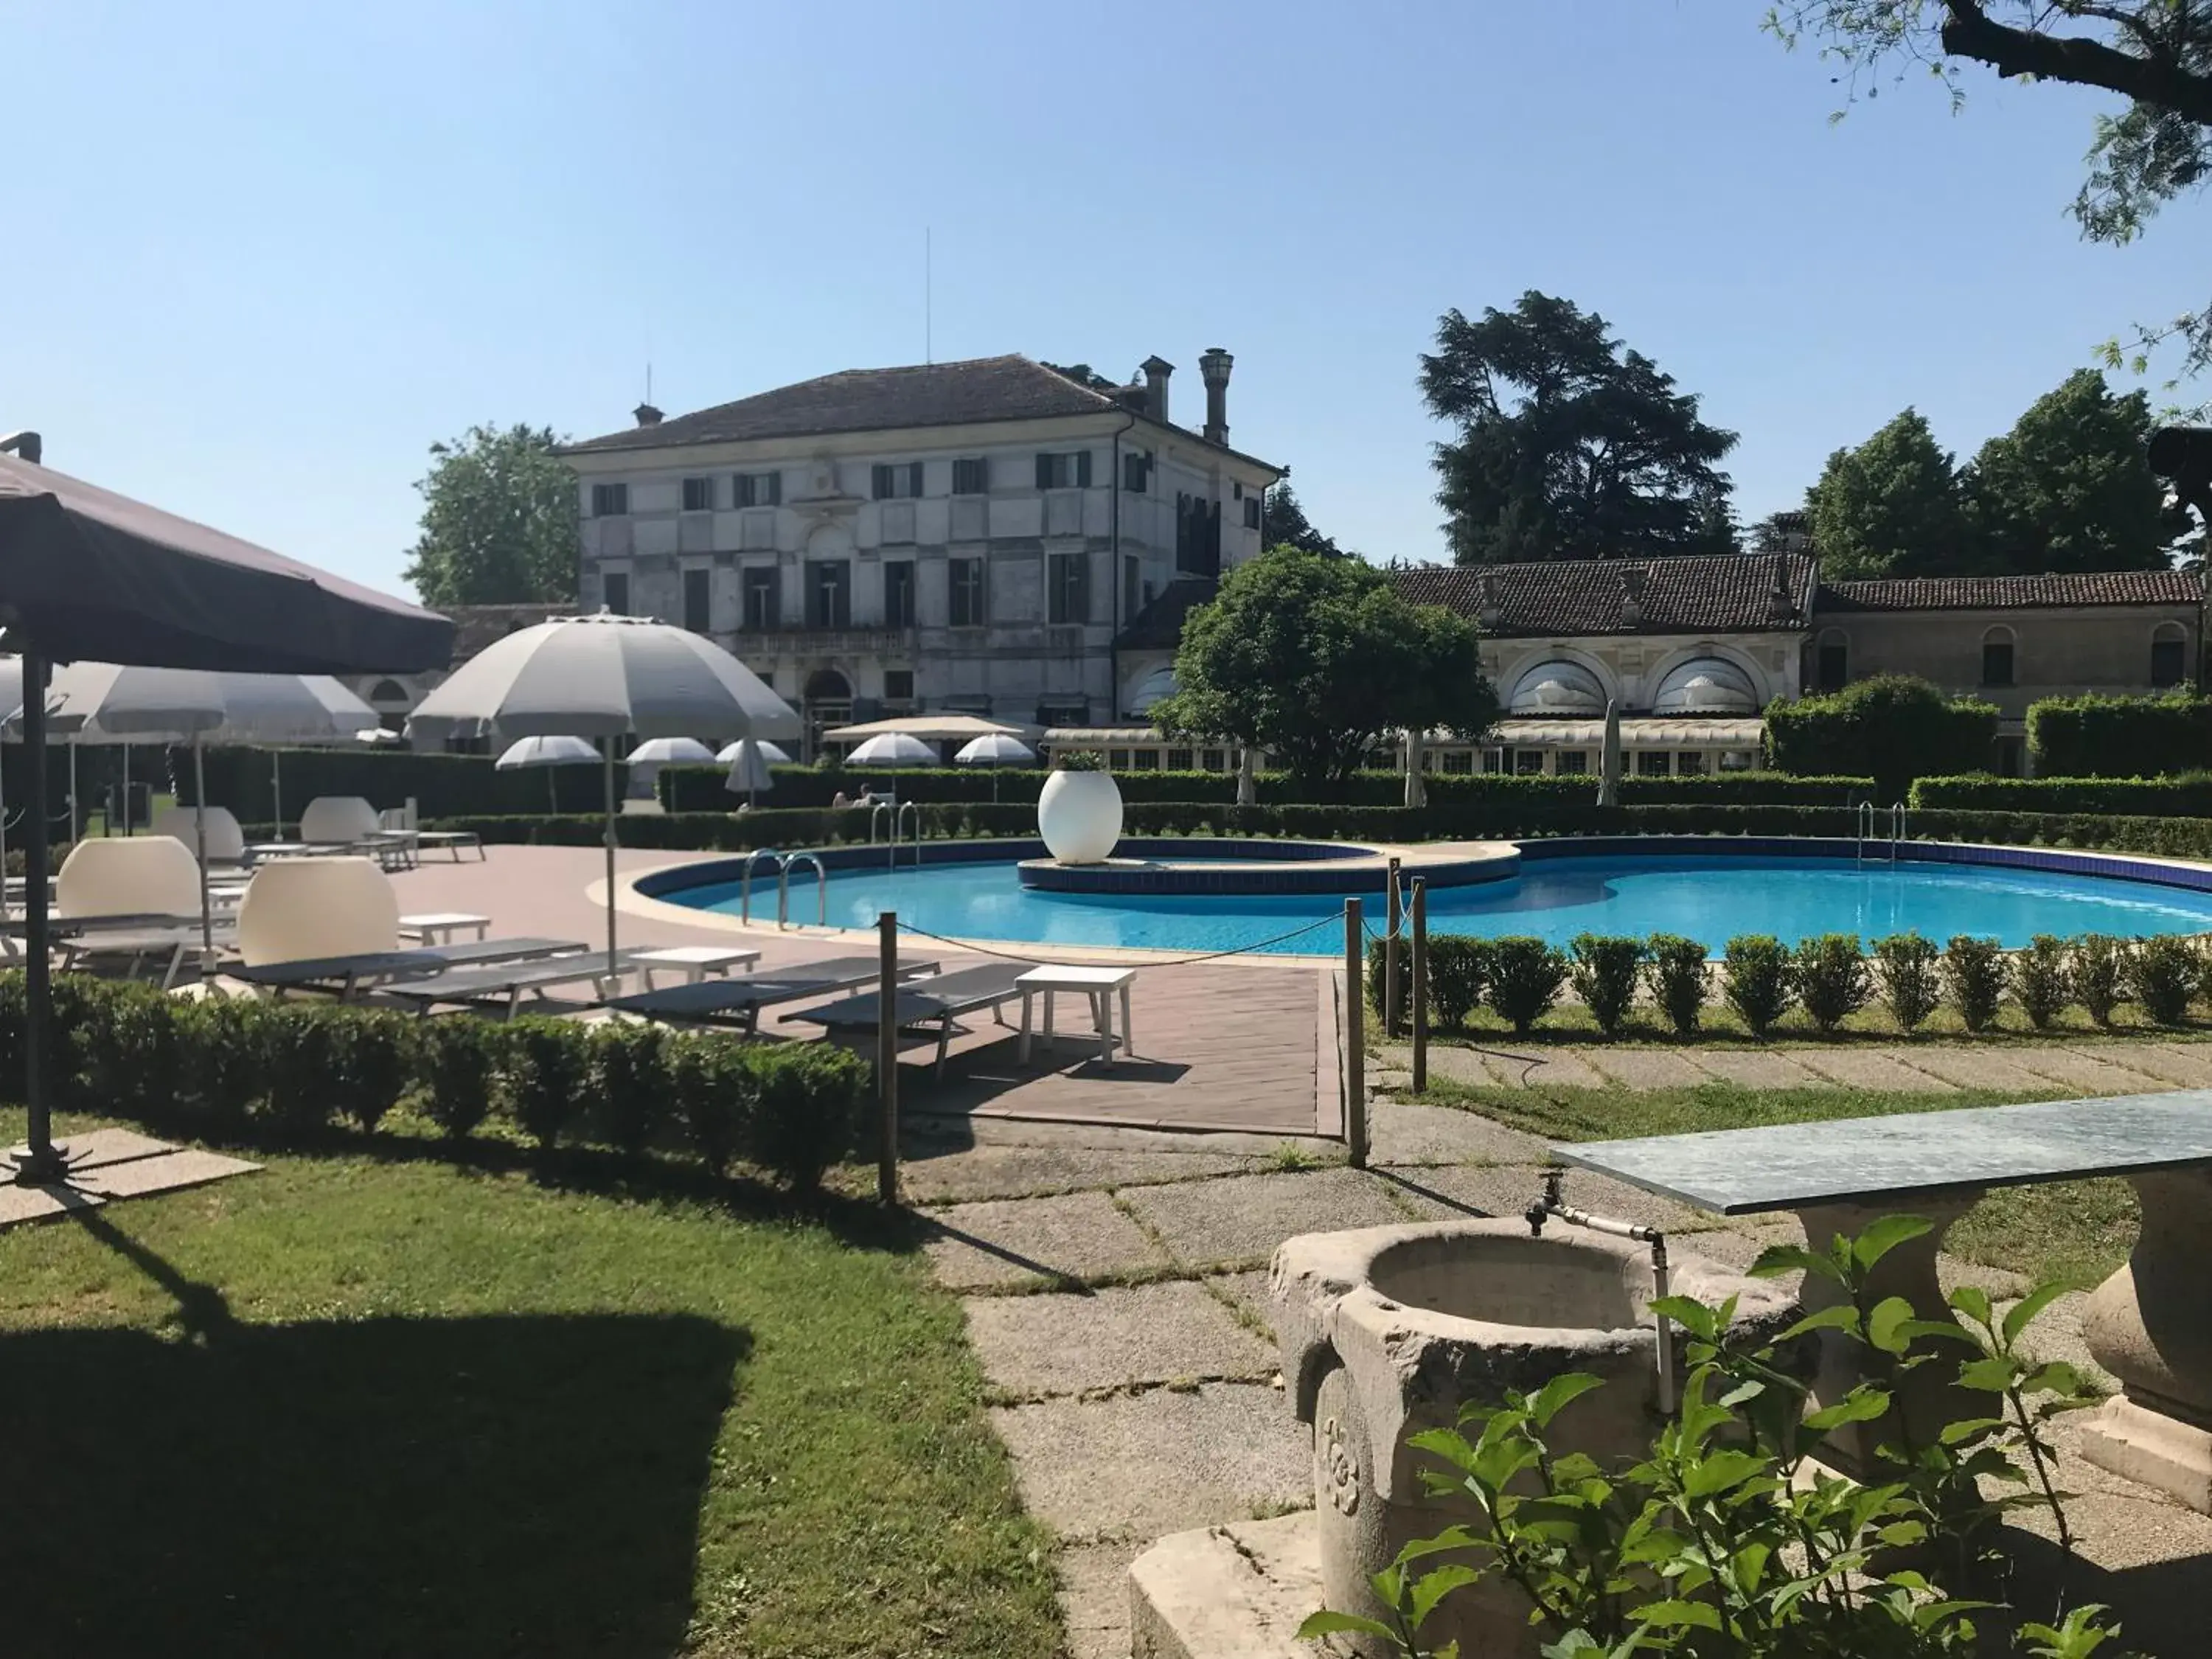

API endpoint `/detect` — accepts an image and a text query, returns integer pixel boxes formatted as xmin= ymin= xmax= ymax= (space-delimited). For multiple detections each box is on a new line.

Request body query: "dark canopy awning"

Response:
xmin=0 ymin=453 xmax=453 ymax=673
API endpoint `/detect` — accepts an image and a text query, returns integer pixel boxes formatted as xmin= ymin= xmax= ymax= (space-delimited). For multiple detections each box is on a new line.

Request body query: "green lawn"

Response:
xmin=1410 ymin=1077 xmax=2139 ymax=1289
xmin=0 ymin=1112 xmax=1060 ymax=1659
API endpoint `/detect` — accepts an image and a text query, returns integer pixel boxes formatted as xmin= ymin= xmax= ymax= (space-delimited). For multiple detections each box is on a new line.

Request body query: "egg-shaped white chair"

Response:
xmin=55 ymin=836 xmax=204 ymax=920
xmin=298 ymin=795 xmax=382 ymax=848
xmin=150 ymin=804 xmax=246 ymax=866
xmin=237 ymin=857 xmax=400 ymax=967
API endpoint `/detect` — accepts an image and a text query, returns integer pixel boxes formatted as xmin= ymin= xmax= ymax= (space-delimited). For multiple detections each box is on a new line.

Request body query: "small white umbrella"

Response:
xmin=846 ymin=731 xmax=936 ymax=768
xmin=717 ymin=738 xmax=789 ymax=766
xmin=953 ymin=731 xmax=1036 ymax=804
xmin=723 ymin=737 xmax=776 ymax=807
xmin=495 ymin=734 xmax=601 ymax=813
xmin=627 ymin=736 xmax=717 ymax=766
xmin=408 ymin=613 xmax=799 ymax=972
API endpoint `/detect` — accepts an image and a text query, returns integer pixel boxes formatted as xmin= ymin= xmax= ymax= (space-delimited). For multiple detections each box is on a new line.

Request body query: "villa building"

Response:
xmin=556 ymin=352 xmax=1283 ymax=752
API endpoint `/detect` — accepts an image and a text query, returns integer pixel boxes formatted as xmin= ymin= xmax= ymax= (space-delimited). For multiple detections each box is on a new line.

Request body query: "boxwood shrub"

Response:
xmin=2027 ymin=692 xmax=2212 ymax=779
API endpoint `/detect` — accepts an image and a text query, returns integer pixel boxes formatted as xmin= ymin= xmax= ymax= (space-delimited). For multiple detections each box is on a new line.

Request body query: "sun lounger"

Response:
xmin=782 ymin=962 xmax=1029 ymax=1077
xmin=375 ymin=950 xmax=649 ymax=1018
xmin=230 ymin=936 xmax=588 ymax=1001
xmin=56 ymin=927 xmax=225 ymax=989
xmin=411 ymin=830 xmax=484 ymax=863
xmin=607 ymin=956 xmax=941 ymax=1037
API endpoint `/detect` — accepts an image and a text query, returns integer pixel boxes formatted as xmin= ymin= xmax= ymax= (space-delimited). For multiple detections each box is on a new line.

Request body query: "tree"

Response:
xmin=1040 ymin=361 xmax=1117 ymax=392
xmin=1966 ymin=367 xmax=2174 ymax=571
xmin=1419 ymin=291 xmax=1740 ymax=564
xmin=1685 ymin=484 xmax=1743 ymax=555
xmin=1770 ymin=2 xmax=2212 ymax=379
xmin=1804 ymin=408 xmax=1972 ymax=578
xmin=404 ymin=425 xmax=579 ymax=608
xmin=1259 ymin=482 xmax=1347 ymax=557
xmin=1152 ymin=545 xmax=1500 ymax=787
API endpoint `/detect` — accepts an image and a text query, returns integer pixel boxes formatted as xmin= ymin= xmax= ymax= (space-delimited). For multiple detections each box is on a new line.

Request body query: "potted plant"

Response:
xmin=1037 ymin=751 xmax=1122 ymax=863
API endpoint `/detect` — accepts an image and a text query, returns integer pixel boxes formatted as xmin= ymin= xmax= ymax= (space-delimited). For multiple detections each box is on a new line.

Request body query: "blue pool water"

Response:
xmin=673 ymin=852 xmax=2212 ymax=956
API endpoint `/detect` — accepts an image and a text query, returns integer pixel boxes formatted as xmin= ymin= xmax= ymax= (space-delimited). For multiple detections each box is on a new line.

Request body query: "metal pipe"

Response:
xmin=877 ymin=909 xmax=900 ymax=1205
xmin=779 ymin=852 xmax=826 ymax=928
xmin=192 ymin=737 xmax=213 ymax=977
xmin=738 ymin=846 xmax=782 ymax=923
xmin=897 ymin=800 xmax=920 ymax=869
xmin=1525 ymin=1170 xmax=1675 ymax=1415
xmin=602 ymin=747 xmax=619 ymax=975
xmin=1411 ymin=877 xmax=1428 ymax=1093
xmin=1344 ymin=897 xmax=1366 ymax=1167
xmin=15 ymin=650 xmax=58 ymax=1180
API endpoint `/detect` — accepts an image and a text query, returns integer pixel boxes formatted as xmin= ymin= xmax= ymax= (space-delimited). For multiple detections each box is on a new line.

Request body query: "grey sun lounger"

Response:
xmin=781 ymin=962 xmax=1029 ymax=1077
xmin=375 ymin=950 xmax=649 ymax=1018
xmin=606 ymin=956 xmax=942 ymax=1037
xmin=231 ymin=936 xmax=588 ymax=1001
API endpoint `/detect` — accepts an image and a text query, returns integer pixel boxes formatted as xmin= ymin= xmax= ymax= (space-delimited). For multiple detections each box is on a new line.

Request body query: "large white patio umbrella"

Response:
xmin=953 ymin=731 xmax=1035 ymax=804
xmin=722 ymin=737 xmax=776 ymax=807
xmin=717 ymin=737 xmax=789 ymax=766
xmin=407 ymin=613 xmax=799 ymax=971
xmin=495 ymin=734 xmax=599 ymax=812
xmin=846 ymin=731 xmax=936 ymax=768
xmin=627 ymin=736 xmax=716 ymax=766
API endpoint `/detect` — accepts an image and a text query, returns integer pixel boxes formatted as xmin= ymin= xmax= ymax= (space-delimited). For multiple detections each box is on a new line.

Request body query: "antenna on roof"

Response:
xmin=925 ymin=226 xmax=933 ymax=366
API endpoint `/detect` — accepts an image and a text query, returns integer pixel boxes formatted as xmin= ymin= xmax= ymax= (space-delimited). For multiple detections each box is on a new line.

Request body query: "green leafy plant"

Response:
xmin=2126 ymin=935 xmax=2197 ymax=1028
xmin=1722 ymin=934 xmax=1792 ymax=1037
xmin=1430 ymin=938 xmax=1486 ymax=1030
xmin=262 ymin=1006 xmax=341 ymax=1137
xmin=1792 ymin=932 xmax=1871 ymax=1034
xmin=2010 ymin=935 xmax=2074 ymax=1032
xmin=508 ymin=1016 xmax=588 ymax=1150
xmin=1873 ymin=931 xmax=1942 ymax=1033
xmin=1052 ymin=750 xmax=1107 ymax=772
xmin=748 ymin=1042 xmax=871 ymax=1192
xmin=420 ymin=1019 xmax=499 ymax=1139
xmin=1644 ymin=933 xmax=1708 ymax=1037
xmin=1569 ymin=935 xmax=1645 ymax=1038
xmin=1301 ymin=1217 xmax=2124 ymax=1659
xmin=592 ymin=1021 xmax=672 ymax=1156
xmin=2070 ymin=934 xmax=2126 ymax=1029
xmin=671 ymin=1036 xmax=757 ymax=1177
xmin=335 ymin=1010 xmax=416 ymax=1134
xmin=1482 ymin=937 xmax=1568 ymax=1036
xmin=1944 ymin=936 xmax=2006 ymax=1034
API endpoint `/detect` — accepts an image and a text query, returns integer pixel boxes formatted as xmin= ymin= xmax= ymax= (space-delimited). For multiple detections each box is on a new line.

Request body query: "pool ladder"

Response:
xmin=871 ymin=799 xmax=922 ymax=871
xmin=737 ymin=847 xmax=829 ymax=928
xmin=1856 ymin=801 xmax=1906 ymax=865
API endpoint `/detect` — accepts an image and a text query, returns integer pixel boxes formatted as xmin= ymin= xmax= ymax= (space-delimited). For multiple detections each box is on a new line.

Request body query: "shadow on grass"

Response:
xmin=0 ymin=1211 xmax=748 ymax=1658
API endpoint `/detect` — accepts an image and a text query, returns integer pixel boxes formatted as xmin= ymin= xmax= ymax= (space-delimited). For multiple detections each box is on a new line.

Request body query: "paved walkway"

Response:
xmin=381 ymin=846 xmax=1329 ymax=1135
xmin=904 ymin=1089 xmax=2212 ymax=1658
xmin=1381 ymin=1034 xmax=2212 ymax=1096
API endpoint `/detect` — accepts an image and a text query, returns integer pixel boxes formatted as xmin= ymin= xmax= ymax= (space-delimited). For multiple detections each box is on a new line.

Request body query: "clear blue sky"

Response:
xmin=10 ymin=0 xmax=2208 ymax=599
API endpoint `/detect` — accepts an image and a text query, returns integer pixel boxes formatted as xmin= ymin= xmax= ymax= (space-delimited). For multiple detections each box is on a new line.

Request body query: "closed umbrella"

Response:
xmin=0 ymin=445 xmax=451 ymax=1183
xmin=723 ymin=737 xmax=776 ymax=807
xmin=1599 ymin=698 xmax=1623 ymax=810
xmin=846 ymin=731 xmax=935 ymax=768
xmin=408 ymin=613 xmax=797 ymax=972
xmin=496 ymin=734 xmax=600 ymax=813
xmin=717 ymin=738 xmax=789 ymax=766
xmin=953 ymin=731 xmax=1035 ymax=804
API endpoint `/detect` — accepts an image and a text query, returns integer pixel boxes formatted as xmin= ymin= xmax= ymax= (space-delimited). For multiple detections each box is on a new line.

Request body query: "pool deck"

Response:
xmin=375 ymin=846 xmax=1337 ymax=1139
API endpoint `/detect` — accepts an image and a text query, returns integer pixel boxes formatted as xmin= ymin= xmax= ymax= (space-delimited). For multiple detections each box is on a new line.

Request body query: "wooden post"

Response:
xmin=1345 ymin=897 xmax=1367 ymax=1169
xmin=1384 ymin=857 xmax=1402 ymax=1039
xmin=1411 ymin=878 xmax=1428 ymax=1095
xmin=877 ymin=911 xmax=900 ymax=1206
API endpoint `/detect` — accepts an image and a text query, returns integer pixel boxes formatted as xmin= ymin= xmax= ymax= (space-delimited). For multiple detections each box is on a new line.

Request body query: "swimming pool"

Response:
xmin=658 ymin=844 xmax=2212 ymax=956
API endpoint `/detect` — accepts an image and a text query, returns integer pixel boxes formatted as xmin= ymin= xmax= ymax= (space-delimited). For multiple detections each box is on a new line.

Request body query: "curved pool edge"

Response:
xmin=1517 ymin=834 xmax=2212 ymax=897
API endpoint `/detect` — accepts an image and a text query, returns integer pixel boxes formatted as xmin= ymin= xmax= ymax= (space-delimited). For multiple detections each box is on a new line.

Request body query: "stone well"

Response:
xmin=1271 ymin=1219 xmax=1795 ymax=1658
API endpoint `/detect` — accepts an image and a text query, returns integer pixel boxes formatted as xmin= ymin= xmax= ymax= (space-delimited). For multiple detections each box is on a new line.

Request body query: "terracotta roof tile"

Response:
xmin=1394 ymin=554 xmax=1816 ymax=636
xmin=1820 ymin=571 xmax=2201 ymax=611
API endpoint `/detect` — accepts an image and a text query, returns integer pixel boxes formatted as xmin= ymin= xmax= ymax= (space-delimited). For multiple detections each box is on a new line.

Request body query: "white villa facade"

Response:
xmin=558 ymin=352 xmax=1282 ymax=753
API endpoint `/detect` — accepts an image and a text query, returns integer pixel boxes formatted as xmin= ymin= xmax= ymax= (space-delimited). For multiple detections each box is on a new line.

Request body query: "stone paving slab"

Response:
xmin=0 ymin=1181 xmax=102 ymax=1228
xmin=6 ymin=1127 xmax=175 ymax=1170
xmin=1214 ymin=1270 xmax=1279 ymax=1340
xmin=2092 ymin=1042 xmax=2212 ymax=1088
xmin=1119 ymin=1167 xmax=1410 ymax=1268
xmin=1790 ymin=1047 xmax=1958 ymax=1092
xmin=1386 ymin=1162 xmax=1717 ymax=1234
xmin=1366 ymin=1091 xmax=1548 ymax=1166
xmin=1686 ymin=1049 xmax=1833 ymax=1089
xmin=1581 ymin=1048 xmax=1714 ymax=1089
xmin=922 ymin=1191 xmax=1170 ymax=1290
xmin=1893 ymin=1046 xmax=2073 ymax=1093
xmin=2006 ymin=1047 xmax=2172 ymax=1096
xmin=962 ymin=1279 xmax=1276 ymax=1398
xmin=72 ymin=1148 xmax=259 ymax=1200
xmin=1500 ymin=1047 xmax=1613 ymax=1089
xmin=988 ymin=1382 xmax=1310 ymax=1543
xmin=900 ymin=1143 xmax=1261 ymax=1206
xmin=1057 ymin=1540 xmax=1144 ymax=1659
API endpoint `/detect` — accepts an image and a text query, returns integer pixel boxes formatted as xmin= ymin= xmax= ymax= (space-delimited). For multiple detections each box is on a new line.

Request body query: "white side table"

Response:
xmin=632 ymin=944 xmax=763 ymax=989
xmin=399 ymin=911 xmax=493 ymax=945
xmin=1016 ymin=964 xmax=1138 ymax=1068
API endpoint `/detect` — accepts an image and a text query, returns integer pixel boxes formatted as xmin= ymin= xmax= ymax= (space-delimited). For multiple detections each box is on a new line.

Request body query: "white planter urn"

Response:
xmin=1037 ymin=769 xmax=1123 ymax=863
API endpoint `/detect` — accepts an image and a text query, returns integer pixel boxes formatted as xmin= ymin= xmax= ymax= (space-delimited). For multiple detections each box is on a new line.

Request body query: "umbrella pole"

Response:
xmin=14 ymin=652 xmax=60 ymax=1183
xmin=272 ymin=749 xmax=283 ymax=840
xmin=120 ymin=742 xmax=129 ymax=835
xmin=66 ymin=737 xmax=77 ymax=846
xmin=193 ymin=738 xmax=213 ymax=979
xmin=602 ymin=747 xmax=618 ymax=976
xmin=547 ymin=767 xmax=557 ymax=814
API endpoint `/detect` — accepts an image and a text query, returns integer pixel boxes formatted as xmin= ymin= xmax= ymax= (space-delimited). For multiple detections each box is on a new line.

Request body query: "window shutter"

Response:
xmin=1077 ymin=451 xmax=1093 ymax=488
xmin=768 ymin=472 xmax=782 ymax=507
xmin=872 ymin=465 xmax=891 ymax=500
xmin=909 ymin=462 xmax=924 ymax=498
xmin=1034 ymin=453 xmax=1051 ymax=490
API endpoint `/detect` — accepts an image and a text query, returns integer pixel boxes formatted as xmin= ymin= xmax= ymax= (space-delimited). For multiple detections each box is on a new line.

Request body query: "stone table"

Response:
xmin=1557 ymin=1091 xmax=2212 ymax=1508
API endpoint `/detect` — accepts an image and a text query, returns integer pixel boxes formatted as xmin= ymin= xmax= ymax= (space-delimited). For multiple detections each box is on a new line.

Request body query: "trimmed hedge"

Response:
xmin=1764 ymin=675 xmax=1999 ymax=800
xmin=2028 ymin=692 xmax=2212 ymax=779
xmin=179 ymin=744 xmax=629 ymax=821
xmin=1910 ymin=774 xmax=2212 ymax=817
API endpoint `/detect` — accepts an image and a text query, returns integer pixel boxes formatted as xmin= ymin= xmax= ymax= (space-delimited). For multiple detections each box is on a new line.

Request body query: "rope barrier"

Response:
xmin=891 ymin=909 xmax=1342 ymax=970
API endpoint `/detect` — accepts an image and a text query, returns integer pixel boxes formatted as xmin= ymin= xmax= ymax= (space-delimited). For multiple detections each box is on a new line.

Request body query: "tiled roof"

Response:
xmin=1394 ymin=554 xmax=1817 ymax=637
xmin=1115 ymin=576 xmax=1216 ymax=650
xmin=1820 ymin=571 xmax=2202 ymax=612
xmin=447 ymin=602 xmax=567 ymax=666
xmin=563 ymin=355 xmax=1124 ymax=454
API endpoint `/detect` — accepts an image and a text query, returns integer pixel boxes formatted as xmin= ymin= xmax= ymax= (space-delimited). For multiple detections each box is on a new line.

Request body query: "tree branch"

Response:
xmin=1939 ymin=0 xmax=2212 ymax=127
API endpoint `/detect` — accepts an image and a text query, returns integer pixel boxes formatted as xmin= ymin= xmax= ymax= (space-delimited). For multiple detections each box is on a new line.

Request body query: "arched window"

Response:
xmin=803 ymin=668 xmax=852 ymax=703
xmin=1127 ymin=666 xmax=1178 ymax=717
xmin=1506 ymin=660 xmax=1606 ymax=715
xmin=1980 ymin=626 xmax=2015 ymax=689
xmin=1815 ymin=629 xmax=1848 ymax=693
xmin=2153 ymin=622 xmax=2190 ymax=689
xmin=367 ymin=678 xmax=411 ymax=706
xmin=1652 ymin=656 xmax=1759 ymax=714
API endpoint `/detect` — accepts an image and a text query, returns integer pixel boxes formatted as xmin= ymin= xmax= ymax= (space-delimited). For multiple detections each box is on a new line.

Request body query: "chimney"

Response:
xmin=1109 ymin=384 xmax=1149 ymax=414
xmin=1620 ymin=566 xmax=1645 ymax=628
xmin=1198 ymin=347 xmax=1232 ymax=445
xmin=1767 ymin=555 xmax=1795 ymax=621
xmin=633 ymin=403 xmax=664 ymax=428
xmin=1140 ymin=355 xmax=1175 ymax=423
xmin=1477 ymin=571 xmax=1502 ymax=630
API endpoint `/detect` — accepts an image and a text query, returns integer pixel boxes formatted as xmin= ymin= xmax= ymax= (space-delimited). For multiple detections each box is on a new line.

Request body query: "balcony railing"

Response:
xmin=732 ymin=623 xmax=917 ymax=654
